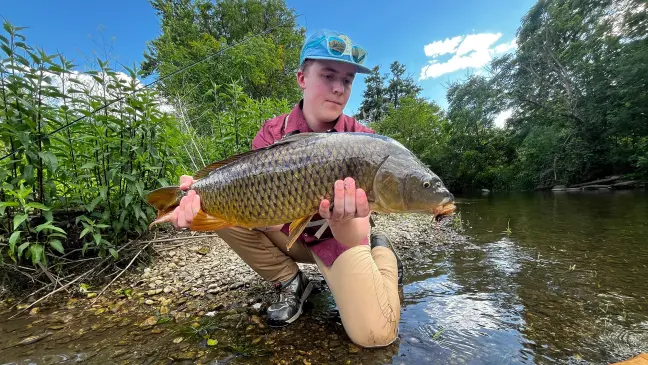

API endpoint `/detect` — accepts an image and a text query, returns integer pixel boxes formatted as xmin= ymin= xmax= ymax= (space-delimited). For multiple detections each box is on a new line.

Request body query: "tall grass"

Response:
xmin=0 ymin=20 xmax=184 ymax=267
xmin=0 ymin=19 xmax=292 ymax=284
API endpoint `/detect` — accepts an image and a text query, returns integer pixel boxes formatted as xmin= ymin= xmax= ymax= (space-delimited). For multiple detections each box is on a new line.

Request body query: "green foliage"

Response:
xmin=355 ymin=66 xmax=386 ymax=123
xmin=0 ymin=2 xmax=299 ymax=273
xmin=141 ymin=0 xmax=304 ymax=135
xmin=1 ymin=182 xmax=65 ymax=266
xmin=174 ymin=80 xmax=291 ymax=171
xmin=490 ymin=0 xmax=648 ymax=188
xmin=0 ymin=20 xmax=184 ymax=266
xmin=356 ymin=61 xmax=422 ymax=123
xmin=370 ymin=95 xmax=446 ymax=160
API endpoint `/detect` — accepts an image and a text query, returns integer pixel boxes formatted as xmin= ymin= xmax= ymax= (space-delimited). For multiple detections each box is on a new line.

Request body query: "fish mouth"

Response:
xmin=432 ymin=198 xmax=456 ymax=221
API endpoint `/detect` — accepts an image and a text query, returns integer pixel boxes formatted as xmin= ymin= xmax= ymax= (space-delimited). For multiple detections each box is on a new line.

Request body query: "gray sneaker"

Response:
xmin=266 ymin=271 xmax=313 ymax=328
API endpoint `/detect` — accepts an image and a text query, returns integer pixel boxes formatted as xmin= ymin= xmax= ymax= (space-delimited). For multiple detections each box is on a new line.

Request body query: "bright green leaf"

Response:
xmin=79 ymin=227 xmax=92 ymax=239
xmin=25 ymin=202 xmax=50 ymax=210
xmin=80 ymin=162 xmax=97 ymax=170
xmin=30 ymin=244 xmax=44 ymax=265
xmin=17 ymin=241 xmax=30 ymax=257
xmin=9 ymin=231 xmax=21 ymax=254
xmin=13 ymin=214 xmax=27 ymax=230
xmin=125 ymin=193 xmax=133 ymax=208
xmin=49 ymin=240 xmax=65 ymax=254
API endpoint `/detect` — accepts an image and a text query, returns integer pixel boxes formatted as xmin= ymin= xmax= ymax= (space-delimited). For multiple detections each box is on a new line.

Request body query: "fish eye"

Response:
xmin=423 ymin=181 xmax=431 ymax=188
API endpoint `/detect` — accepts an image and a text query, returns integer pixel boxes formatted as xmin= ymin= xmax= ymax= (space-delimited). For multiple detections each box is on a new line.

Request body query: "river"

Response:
xmin=397 ymin=189 xmax=648 ymax=364
xmin=1 ymin=190 xmax=647 ymax=364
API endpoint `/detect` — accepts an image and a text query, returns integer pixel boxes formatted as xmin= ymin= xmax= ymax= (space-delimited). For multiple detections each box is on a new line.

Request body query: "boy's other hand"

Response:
xmin=171 ymin=175 xmax=200 ymax=229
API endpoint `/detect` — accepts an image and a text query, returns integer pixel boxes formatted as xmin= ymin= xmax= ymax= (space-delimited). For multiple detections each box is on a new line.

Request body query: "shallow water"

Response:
xmin=396 ymin=190 xmax=648 ymax=364
xmin=1 ymin=190 xmax=647 ymax=364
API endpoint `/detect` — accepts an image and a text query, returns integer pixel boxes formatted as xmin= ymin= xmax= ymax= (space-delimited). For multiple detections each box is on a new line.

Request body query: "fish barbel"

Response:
xmin=146 ymin=132 xmax=455 ymax=249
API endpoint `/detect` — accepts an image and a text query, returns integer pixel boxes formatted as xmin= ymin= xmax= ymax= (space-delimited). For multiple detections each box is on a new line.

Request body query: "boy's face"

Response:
xmin=297 ymin=59 xmax=356 ymax=123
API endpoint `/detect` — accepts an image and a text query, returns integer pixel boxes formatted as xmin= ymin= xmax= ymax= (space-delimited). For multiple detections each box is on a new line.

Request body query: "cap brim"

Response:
xmin=304 ymin=56 xmax=372 ymax=74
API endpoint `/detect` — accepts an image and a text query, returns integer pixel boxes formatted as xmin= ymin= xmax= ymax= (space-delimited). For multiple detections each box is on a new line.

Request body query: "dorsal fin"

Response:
xmin=192 ymin=132 xmax=319 ymax=180
xmin=193 ymin=149 xmax=258 ymax=180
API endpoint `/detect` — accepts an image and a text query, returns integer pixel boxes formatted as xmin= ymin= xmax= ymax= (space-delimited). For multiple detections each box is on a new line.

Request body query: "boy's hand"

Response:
xmin=318 ymin=177 xmax=371 ymax=247
xmin=319 ymin=177 xmax=370 ymax=222
xmin=171 ymin=175 xmax=200 ymax=229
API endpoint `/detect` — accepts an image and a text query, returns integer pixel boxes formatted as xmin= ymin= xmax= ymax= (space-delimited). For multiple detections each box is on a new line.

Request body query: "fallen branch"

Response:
xmin=581 ymin=184 xmax=611 ymax=190
xmin=9 ymin=265 xmax=97 ymax=319
xmin=143 ymin=233 xmax=222 ymax=246
xmin=570 ymin=176 xmax=622 ymax=188
xmin=612 ymin=180 xmax=638 ymax=189
xmin=88 ymin=242 xmax=152 ymax=307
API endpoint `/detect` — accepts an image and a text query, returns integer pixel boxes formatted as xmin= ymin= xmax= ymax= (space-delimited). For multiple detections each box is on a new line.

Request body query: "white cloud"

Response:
xmin=424 ymin=36 xmax=463 ymax=57
xmin=455 ymin=33 xmax=502 ymax=56
xmin=421 ymin=50 xmax=492 ymax=79
xmin=493 ymin=39 xmax=517 ymax=54
xmin=420 ymin=33 xmax=518 ymax=80
xmin=36 ymin=68 xmax=175 ymax=114
xmin=494 ymin=109 xmax=512 ymax=128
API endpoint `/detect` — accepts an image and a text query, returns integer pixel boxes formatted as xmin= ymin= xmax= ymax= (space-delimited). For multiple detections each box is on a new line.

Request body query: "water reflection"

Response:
xmin=396 ymin=190 xmax=648 ymax=365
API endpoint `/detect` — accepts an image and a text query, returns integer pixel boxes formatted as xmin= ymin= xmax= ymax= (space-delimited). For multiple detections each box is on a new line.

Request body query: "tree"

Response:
xmin=355 ymin=61 xmax=422 ymax=123
xmin=370 ymin=96 xmax=446 ymax=158
xmin=355 ymin=65 xmax=387 ymax=123
xmin=490 ymin=0 xmax=648 ymax=187
xmin=385 ymin=61 xmax=422 ymax=108
xmin=141 ymin=0 xmax=305 ymax=134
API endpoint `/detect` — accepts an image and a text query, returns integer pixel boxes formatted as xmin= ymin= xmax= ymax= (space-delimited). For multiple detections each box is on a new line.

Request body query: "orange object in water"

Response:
xmin=612 ymin=354 xmax=648 ymax=365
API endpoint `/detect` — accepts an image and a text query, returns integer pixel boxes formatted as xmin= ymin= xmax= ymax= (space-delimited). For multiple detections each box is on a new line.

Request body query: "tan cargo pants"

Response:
xmin=215 ymin=226 xmax=401 ymax=348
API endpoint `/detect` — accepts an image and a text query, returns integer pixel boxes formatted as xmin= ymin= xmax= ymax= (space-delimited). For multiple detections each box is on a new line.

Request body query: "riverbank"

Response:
xmin=0 ymin=213 xmax=467 ymax=364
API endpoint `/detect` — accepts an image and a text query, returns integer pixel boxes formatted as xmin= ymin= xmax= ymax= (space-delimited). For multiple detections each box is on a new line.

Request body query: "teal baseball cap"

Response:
xmin=300 ymin=29 xmax=371 ymax=74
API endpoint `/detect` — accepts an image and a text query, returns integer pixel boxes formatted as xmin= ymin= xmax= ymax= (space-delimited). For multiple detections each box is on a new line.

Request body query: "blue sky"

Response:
xmin=1 ymin=0 xmax=535 ymax=121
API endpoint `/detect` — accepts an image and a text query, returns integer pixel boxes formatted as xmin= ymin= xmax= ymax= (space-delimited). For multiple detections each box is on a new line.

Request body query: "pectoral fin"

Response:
xmin=189 ymin=210 xmax=233 ymax=231
xmin=287 ymin=214 xmax=315 ymax=251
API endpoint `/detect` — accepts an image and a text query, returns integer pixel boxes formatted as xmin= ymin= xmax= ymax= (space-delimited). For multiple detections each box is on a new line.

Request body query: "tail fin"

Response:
xmin=146 ymin=186 xmax=185 ymax=228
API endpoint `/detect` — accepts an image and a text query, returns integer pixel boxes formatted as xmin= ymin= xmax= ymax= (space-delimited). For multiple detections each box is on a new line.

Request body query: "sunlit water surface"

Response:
xmin=395 ymin=190 xmax=648 ymax=365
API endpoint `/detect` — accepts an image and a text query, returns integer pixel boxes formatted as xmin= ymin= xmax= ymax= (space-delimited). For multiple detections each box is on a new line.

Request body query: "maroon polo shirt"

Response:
xmin=251 ymin=100 xmax=374 ymax=266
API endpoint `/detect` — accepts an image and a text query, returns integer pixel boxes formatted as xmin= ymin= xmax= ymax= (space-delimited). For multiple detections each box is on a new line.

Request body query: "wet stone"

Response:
xmin=110 ymin=348 xmax=129 ymax=358
xmin=140 ymin=316 xmax=158 ymax=327
xmin=171 ymin=351 xmax=197 ymax=360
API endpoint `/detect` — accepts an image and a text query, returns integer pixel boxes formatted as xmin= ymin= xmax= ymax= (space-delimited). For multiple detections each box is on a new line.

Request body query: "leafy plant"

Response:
xmin=1 ymin=182 xmax=66 ymax=265
xmin=0 ymin=20 xmax=184 ymax=269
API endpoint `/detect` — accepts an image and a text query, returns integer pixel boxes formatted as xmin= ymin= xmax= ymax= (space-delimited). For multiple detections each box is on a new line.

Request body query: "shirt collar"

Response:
xmin=284 ymin=99 xmax=346 ymax=135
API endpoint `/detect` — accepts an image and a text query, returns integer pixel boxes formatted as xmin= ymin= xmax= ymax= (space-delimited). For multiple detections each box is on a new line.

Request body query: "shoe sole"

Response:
xmin=268 ymin=281 xmax=313 ymax=328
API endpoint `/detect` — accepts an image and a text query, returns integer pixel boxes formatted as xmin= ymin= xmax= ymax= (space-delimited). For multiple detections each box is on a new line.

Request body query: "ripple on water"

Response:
xmin=398 ymin=288 xmax=531 ymax=365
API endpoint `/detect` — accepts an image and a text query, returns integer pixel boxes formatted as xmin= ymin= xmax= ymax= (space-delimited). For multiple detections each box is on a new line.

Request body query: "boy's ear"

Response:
xmin=297 ymin=69 xmax=307 ymax=89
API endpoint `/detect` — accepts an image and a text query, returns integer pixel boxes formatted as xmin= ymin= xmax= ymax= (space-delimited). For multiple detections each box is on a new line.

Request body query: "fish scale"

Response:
xmin=190 ymin=134 xmax=381 ymax=227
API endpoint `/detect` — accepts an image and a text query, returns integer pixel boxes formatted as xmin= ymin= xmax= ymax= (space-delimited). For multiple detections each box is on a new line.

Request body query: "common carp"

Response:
xmin=146 ymin=132 xmax=455 ymax=249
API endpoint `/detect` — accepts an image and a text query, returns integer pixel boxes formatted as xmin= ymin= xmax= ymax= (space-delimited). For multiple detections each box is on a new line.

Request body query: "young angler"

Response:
xmin=170 ymin=30 xmax=403 ymax=348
